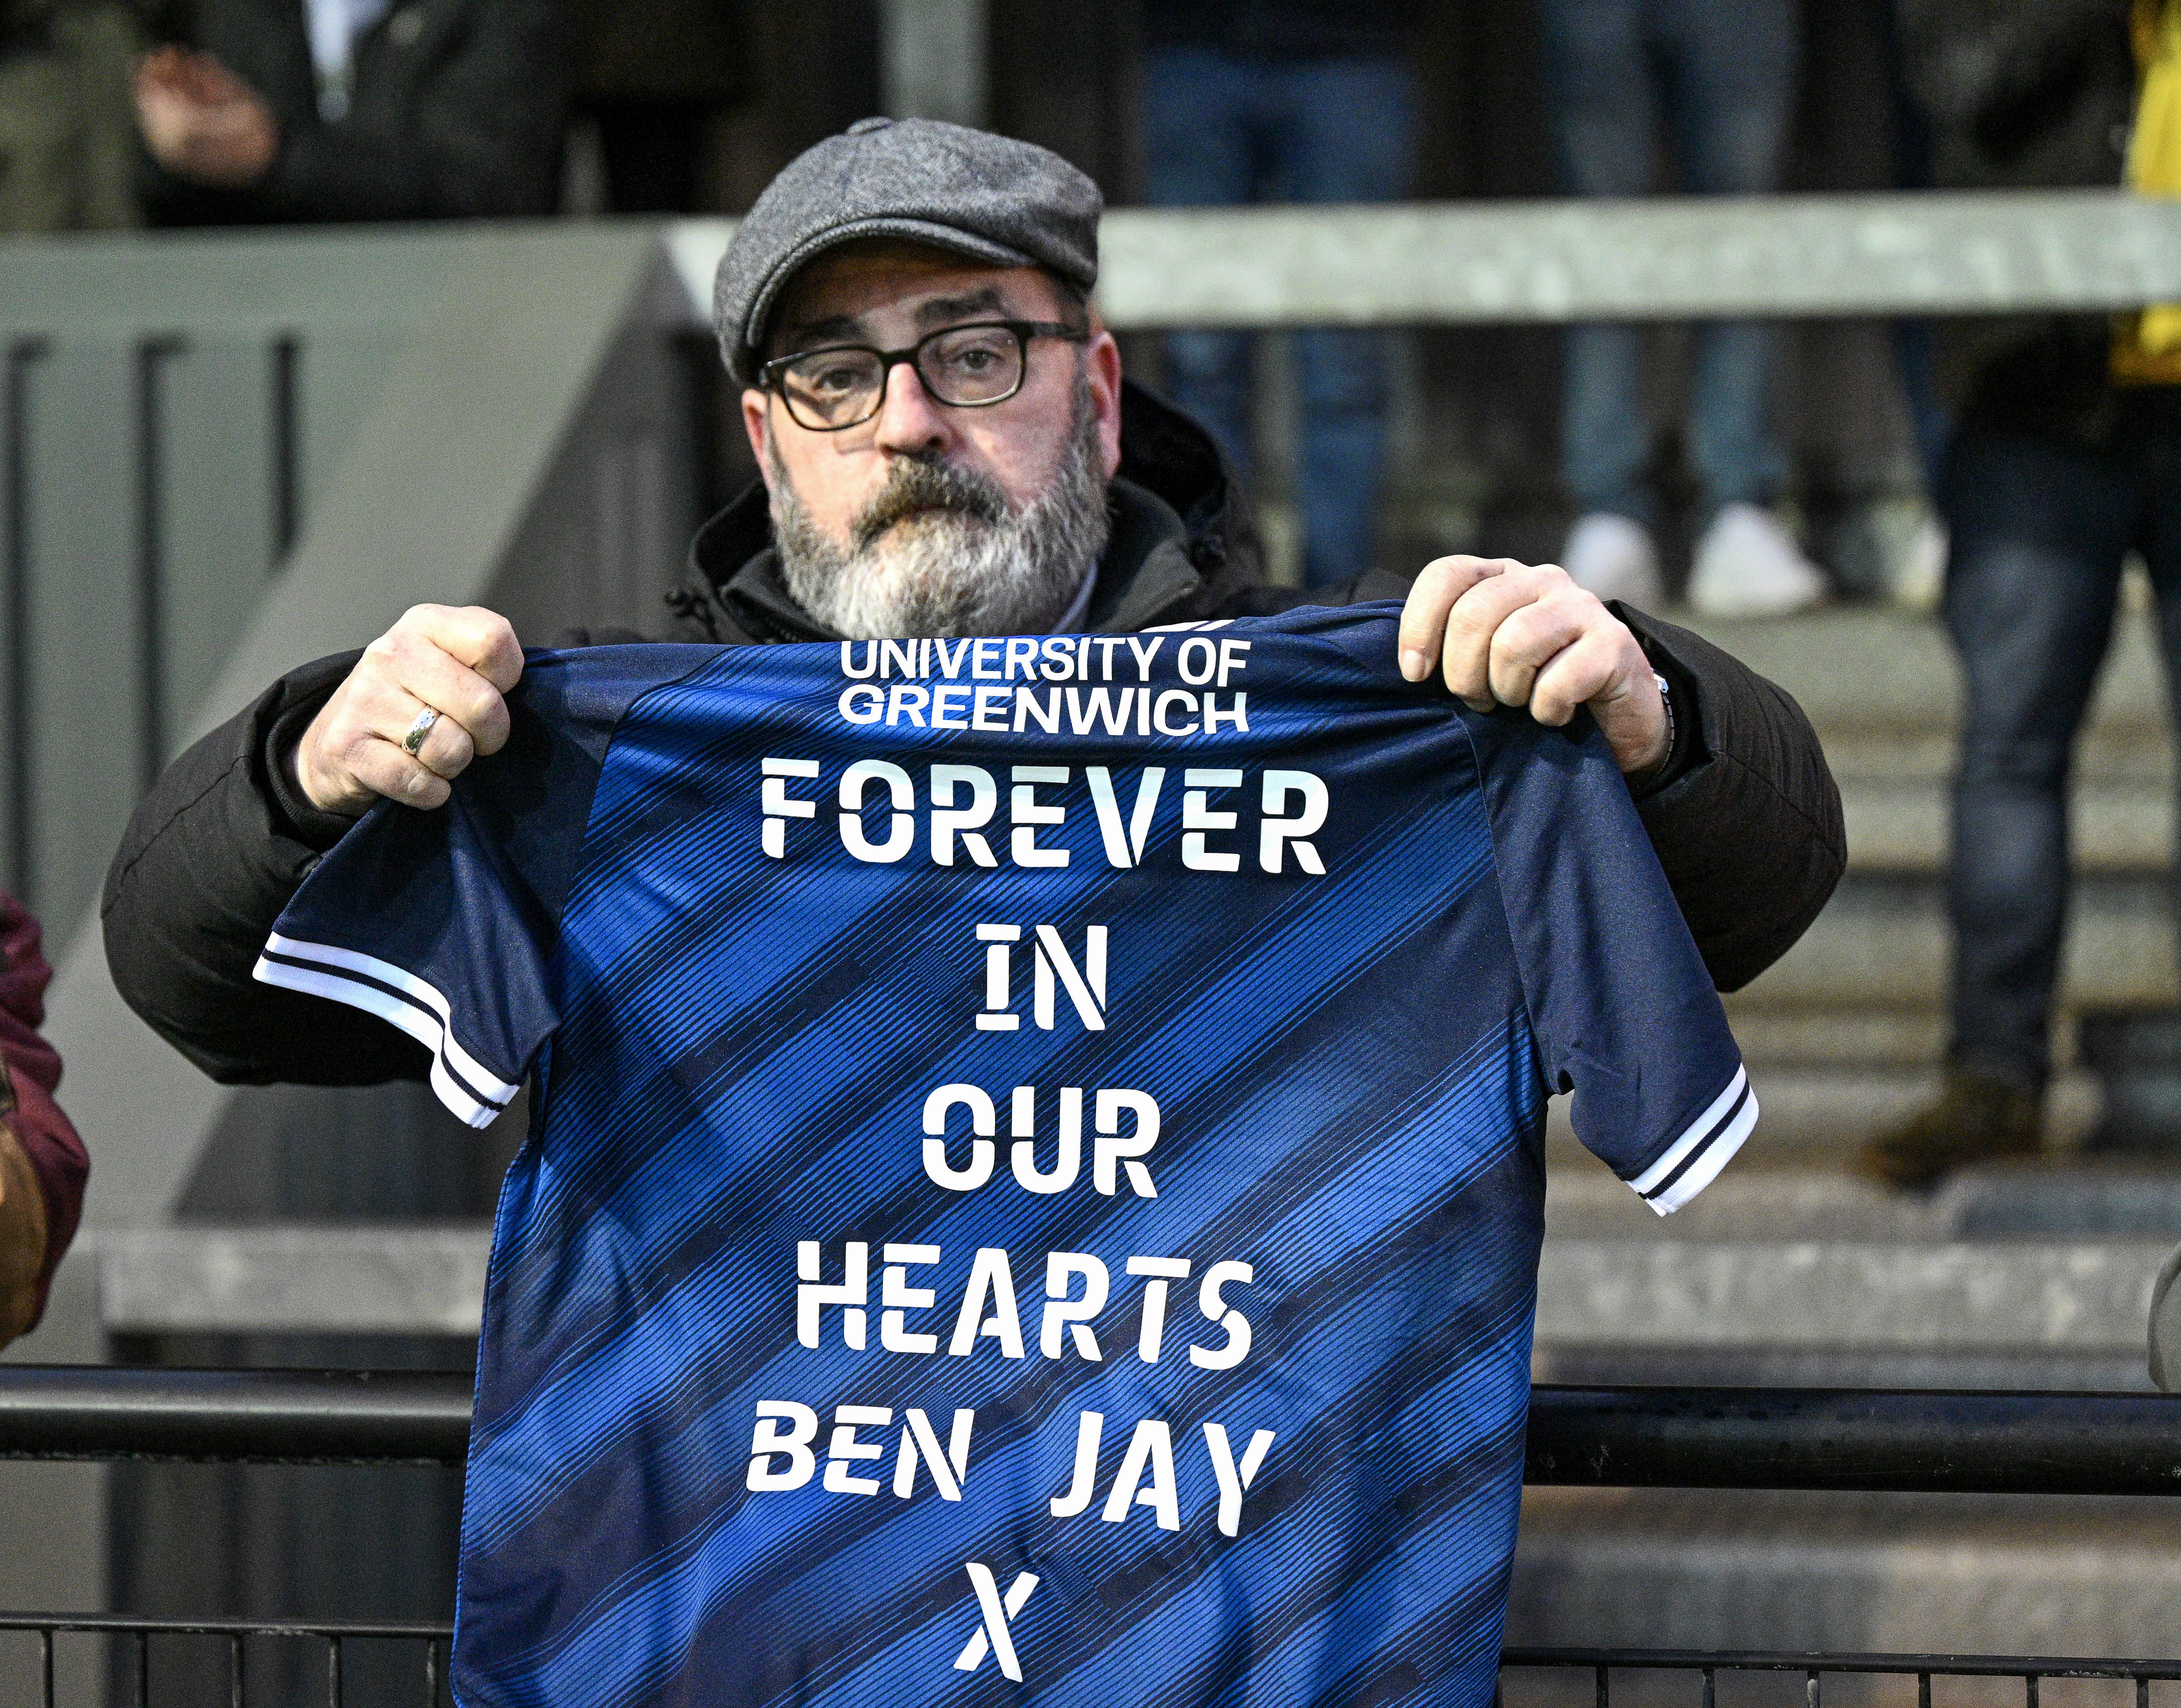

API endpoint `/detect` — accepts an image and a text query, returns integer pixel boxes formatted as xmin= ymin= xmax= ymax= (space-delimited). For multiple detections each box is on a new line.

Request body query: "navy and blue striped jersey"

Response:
xmin=258 ymin=602 xmax=1754 ymax=1708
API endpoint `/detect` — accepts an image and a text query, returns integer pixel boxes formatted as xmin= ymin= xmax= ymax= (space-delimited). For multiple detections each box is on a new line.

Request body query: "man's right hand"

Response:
xmin=294 ymin=605 xmax=525 ymax=818
xmin=133 ymin=45 xmax=280 ymax=188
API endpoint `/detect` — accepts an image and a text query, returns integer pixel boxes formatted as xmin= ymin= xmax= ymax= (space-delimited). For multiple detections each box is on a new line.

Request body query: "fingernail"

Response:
xmin=1462 ymin=695 xmax=1495 ymax=714
xmin=1399 ymin=647 xmax=1428 ymax=682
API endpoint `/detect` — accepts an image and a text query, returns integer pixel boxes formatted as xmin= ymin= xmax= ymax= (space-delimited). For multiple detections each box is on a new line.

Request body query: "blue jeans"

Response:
xmin=1143 ymin=48 xmax=1415 ymax=588
xmin=1538 ymin=0 xmax=1800 ymax=524
xmin=1942 ymin=406 xmax=2181 ymax=1089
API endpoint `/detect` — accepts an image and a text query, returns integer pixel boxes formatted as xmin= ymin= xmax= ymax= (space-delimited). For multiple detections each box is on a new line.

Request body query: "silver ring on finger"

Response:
xmin=401 ymin=706 xmax=442 ymax=758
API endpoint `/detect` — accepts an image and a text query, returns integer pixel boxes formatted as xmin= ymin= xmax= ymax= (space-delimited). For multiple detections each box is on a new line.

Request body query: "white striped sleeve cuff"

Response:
xmin=1627 ymin=1065 xmax=1757 ymax=1215
xmin=253 ymin=932 xmax=521 ymax=1129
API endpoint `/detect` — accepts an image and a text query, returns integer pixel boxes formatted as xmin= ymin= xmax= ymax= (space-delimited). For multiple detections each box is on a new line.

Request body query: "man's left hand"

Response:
xmin=1397 ymin=555 xmax=1669 ymax=778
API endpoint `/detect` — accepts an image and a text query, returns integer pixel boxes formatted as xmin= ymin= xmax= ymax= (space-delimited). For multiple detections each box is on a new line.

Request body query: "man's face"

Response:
xmin=741 ymin=242 xmax=1125 ymax=639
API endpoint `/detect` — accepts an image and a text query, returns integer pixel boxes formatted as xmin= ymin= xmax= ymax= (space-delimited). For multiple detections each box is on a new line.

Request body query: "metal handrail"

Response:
xmin=0 ymin=1612 xmax=454 ymax=1708
xmin=667 ymin=193 xmax=2181 ymax=330
xmin=0 ymin=1613 xmax=451 ymax=1638
xmin=0 ymin=1367 xmax=469 ymax=1465
xmin=1523 ymin=1384 xmax=2181 ymax=1494
xmin=6 ymin=1369 xmax=2181 ymax=1492
xmin=2 ymin=1626 xmax=2177 ymax=1707
xmin=1499 ymin=1649 xmax=2181 ymax=1693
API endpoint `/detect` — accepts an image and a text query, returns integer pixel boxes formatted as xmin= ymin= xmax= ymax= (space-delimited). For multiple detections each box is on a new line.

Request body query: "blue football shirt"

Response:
xmin=257 ymin=603 xmax=1755 ymax=1708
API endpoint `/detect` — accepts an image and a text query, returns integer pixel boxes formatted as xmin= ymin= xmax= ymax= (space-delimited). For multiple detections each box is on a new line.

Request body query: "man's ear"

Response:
xmin=1087 ymin=327 xmax=1123 ymax=481
xmin=741 ymin=388 xmax=775 ymax=488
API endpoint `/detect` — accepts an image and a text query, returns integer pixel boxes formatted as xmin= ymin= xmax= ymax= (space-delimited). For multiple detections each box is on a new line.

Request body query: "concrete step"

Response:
xmin=1534 ymin=1342 xmax=2153 ymax=1390
xmin=1507 ymin=1487 xmax=2181 ymax=1662
xmin=1716 ymin=1008 xmax=2116 ymax=1074
xmin=1718 ymin=1008 xmax=2087 ymax=1076
xmin=1545 ymin=1066 xmax=2101 ymax=1155
xmin=1674 ymin=608 xmax=2168 ymax=743
xmin=1842 ymin=777 xmax=2173 ymax=873
xmin=1534 ymin=1166 xmax=2181 ymax=1389
xmin=1548 ymin=1161 xmax=1929 ymax=1241
xmin=1532 ymin=1237 xmax=2166 ymax=1356
xmin=1681 ymin=612 xmax=2178 ymax=879
xmin=92 ymin=1224 xmax=489 ymax=1336
xmin=1822 ymin=728 xmax=2175 ymax=783
xmin=1727 ymin=871 xmax=2177 ymax=1013
xmin=1724 ymin=1008 xmax=1948 ymax=1067
xmin=1549 ymin=1161 xmax=2181 ymax=1242
xmin=82 ymin=1209 xmax=2180 ymax=1366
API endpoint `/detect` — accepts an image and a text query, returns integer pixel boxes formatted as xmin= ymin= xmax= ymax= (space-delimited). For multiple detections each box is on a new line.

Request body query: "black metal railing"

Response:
xmin=1498 ymin=1650 xmax=2181 ymax=1708
xmin=6 ymin=1368 xmax=2181 ymax=1493
xmin=2 ymin=1626 xmax=2176 ymax=1708
xmin=0 ymin=1614 xmax=449 ymax=1708
xmin=0 ymin=1366 xmax=469 ymax=1465
xmin=5 ymin=1370 xmax=2180 ymax=1704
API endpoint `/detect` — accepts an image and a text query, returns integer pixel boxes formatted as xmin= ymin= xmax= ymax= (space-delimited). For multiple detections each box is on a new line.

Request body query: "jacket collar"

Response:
xmin=677 ymin=380 xmax=1260 ymax=643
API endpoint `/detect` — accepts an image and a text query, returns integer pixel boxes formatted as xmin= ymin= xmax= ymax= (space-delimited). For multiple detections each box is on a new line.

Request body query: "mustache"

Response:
xmin=852 ymin=457 xmax=1009 ymax=550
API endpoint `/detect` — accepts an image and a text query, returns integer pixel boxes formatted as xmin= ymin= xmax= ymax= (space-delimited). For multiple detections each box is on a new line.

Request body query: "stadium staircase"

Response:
xmin=1516 ymin=603 xmax=2181 ymax=1658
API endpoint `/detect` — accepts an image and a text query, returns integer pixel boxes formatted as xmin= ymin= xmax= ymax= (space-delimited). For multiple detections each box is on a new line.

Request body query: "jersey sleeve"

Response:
xmin=252 ymin=644 xmax=716 ymax=1128
xmin=1465 ymin=706 xmax=1757 ymax=1214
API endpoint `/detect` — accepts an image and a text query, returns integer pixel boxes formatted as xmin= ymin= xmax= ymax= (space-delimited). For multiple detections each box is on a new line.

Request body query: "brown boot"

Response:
xmin=1857 ymin=1071 xmax=2044 ymax=1190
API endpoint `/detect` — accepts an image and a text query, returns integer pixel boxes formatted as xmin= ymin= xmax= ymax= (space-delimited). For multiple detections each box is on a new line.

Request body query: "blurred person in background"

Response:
xmin=568 ymin=0 xmax=743 ymax=213
xmin=1545 ymin=0 xmax=1829 ymax=619
xmin=131 ymin=0 xmax=565 ymax=224
xmin=0 ymin=0 xmax=139 ymax=231
xmin=1863 ymin=0 xmax=2151 ymax=1189
xmin=1140 ymin=0 xmax=1414 ymax=589
xmin=0 ymin=890 xmax=88 ymax=1347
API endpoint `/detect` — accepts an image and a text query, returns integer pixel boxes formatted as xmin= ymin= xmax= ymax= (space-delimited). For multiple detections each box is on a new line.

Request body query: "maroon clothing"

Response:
xmin=0 ymin=890 xmax=87 ymax=1330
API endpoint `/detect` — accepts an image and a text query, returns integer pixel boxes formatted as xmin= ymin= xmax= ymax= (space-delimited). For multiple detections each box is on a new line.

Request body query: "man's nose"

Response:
xmin=870 ymin=359 xmax=952 ymax=456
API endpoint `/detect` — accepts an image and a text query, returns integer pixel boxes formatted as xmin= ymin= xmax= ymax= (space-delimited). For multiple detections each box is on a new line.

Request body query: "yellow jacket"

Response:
xmin=2115 ymin=0 xmax=2181 ymax=382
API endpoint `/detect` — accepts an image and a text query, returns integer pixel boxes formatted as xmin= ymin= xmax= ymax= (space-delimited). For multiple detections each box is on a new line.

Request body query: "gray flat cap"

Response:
xmin=714 ymin=117 xmax=1102 ymax=387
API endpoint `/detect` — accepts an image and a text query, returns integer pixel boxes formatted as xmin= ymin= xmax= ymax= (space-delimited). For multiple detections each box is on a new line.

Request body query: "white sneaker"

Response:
xmin=1892 ymin=511 xmax=1948 ymax=612
xmin=1561 ymin=512 xmax=1664 ymax=609
xmin=1688 ymin=502 xmax=1828 ymax=618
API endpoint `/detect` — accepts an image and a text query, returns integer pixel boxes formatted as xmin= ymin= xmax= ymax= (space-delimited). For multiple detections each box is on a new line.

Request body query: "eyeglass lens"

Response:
xmin=777 ymin=325 xmax=1026 ymax=428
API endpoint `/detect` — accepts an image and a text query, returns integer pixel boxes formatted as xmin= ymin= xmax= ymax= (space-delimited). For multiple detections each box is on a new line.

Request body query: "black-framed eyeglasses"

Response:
xmin=760 ymin=320 xmax=1090 ymax=431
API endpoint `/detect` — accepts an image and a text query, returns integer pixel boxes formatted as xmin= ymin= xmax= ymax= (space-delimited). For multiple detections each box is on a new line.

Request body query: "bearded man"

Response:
xmin=103 ymin=118 xmax=1842 ymax=1087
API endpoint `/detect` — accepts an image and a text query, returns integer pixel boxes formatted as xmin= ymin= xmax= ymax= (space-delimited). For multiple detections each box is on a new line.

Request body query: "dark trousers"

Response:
xmin=1142 ymin=48 xmax=1415 ymax=588
xmin=1942 ymin=400 xmax=2181 ymax=1088
xmin=1538 ymin=0 xmax=1799 ymax=525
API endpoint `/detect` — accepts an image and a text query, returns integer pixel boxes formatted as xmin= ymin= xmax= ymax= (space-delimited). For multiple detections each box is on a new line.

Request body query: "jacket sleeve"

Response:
xmin=1616 ymin=605 xmax=1847 ymax=993
xmin=144 ymin=0 xmax=565 ymax=223
xmin=259 ymin=0 xmax=565 ymax=221
xmin=101 ymin=653 xmax=435 ymax=1087
xmin=0 ymin=892 xmax=90 ymax=1339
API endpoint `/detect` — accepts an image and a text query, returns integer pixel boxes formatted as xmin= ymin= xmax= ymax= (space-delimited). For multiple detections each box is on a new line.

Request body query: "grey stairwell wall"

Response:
xmin=0 ymin=229 xmax=457 ymax=937
xmin=0 ymin=223 xmax=454 ymax=1684
xmin=0 ymin=223 xmax=706 ymax=1664
xmin=0 ymin=230 xmax=464 ymax=1684
xmin=23 ymin=222 xmax=697 ymax=1238
xmin=173 ymin=237 xmax=707 ymax=1235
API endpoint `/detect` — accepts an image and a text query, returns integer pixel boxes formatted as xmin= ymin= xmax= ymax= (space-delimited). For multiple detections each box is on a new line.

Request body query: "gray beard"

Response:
xmin=769 ymin=376 xmax=1112 ymax=640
